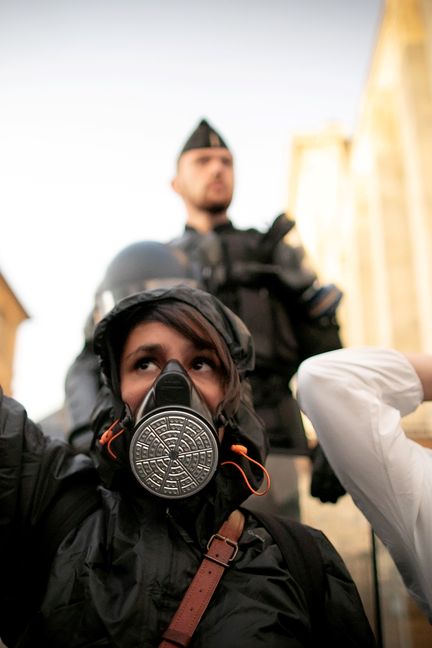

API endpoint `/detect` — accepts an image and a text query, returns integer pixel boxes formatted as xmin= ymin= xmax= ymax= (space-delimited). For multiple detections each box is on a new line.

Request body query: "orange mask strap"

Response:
xmin=99 ymin=419 xmax=125 ymax=460
xmin=221 ymin=444 xmax=271 ymax=496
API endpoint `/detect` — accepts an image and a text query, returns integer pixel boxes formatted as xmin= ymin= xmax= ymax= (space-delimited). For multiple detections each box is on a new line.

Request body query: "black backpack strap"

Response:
xmin=244 ymin=509 xmax=326 ymax=635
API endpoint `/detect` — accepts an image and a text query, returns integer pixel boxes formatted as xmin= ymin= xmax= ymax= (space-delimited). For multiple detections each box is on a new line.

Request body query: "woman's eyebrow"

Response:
xmin=189 ymin=336 xmax=215 ymax=351
xmin=194 ymin=341 xmax=214 ymax=351
xmin=124 ymin=343 xmax=163 ymax=360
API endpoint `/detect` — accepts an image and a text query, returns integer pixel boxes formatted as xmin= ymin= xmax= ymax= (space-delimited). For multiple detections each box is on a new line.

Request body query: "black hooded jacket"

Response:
xmin=0 ymin=288 xmax=374 ymax=647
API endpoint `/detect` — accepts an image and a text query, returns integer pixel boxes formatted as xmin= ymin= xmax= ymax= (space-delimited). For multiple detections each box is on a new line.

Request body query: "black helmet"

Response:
xmin=94 ymin=241 xmax=199 ymax=320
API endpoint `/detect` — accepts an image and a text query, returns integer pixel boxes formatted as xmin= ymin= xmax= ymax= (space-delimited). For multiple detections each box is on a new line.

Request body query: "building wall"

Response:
xmin=287 ymin=0 xmax=432 ymax=437
xmin=0 ymin=274 xmax=29 ymax=396
xmin=349 ymin=0 xmax=432 ymax=351
xmin=288 ymin=7 xmax=432 ymax=642
xmin=287 ymin=127 xmax=352 ymax=345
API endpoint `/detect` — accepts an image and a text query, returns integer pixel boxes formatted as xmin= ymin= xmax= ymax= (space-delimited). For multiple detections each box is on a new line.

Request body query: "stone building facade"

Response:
xmin=288 ymin=0 xmax=432 ymax=437
xmin=0 ymin=272 xmax=29 ymax=396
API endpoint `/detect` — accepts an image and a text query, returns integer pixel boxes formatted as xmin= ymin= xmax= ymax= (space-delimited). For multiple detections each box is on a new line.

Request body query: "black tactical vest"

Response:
xmin=170 ymin=217 xmax=317 ymax=454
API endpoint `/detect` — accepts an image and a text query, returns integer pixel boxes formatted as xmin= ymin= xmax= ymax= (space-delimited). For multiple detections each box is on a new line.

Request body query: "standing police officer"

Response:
xmin=169 ymin=119 xmax=346 ymax=513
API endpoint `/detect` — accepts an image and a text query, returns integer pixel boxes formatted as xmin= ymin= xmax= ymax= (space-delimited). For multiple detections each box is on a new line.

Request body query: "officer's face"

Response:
xmin=172 ymin=148 xmax=234 ymax=213
xmin=120 ymin=320 xmax=225 ymax=418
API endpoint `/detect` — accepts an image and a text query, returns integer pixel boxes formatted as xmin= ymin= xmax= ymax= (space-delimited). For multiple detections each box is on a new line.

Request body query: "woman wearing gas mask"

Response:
xmin=0 ymin=286 xmax=375 ymax=647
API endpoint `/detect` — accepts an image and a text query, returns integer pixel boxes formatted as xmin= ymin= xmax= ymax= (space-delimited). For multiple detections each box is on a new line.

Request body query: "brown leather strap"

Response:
xmin=159 ymin=509 xmax=245 ymax=648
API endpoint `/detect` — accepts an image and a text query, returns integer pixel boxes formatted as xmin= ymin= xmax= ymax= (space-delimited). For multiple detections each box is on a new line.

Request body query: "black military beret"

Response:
xmin=178 ymin=118 xmax=229 ymax=158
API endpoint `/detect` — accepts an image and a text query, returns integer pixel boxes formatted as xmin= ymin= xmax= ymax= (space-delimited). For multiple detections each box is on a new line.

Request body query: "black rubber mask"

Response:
xmin=129 ymin=360 xmax=220 ymax=499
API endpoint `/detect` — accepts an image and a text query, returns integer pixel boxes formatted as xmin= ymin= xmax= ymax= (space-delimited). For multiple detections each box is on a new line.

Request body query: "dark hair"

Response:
xmin=113 ymin=299 xmax=241 ymax=419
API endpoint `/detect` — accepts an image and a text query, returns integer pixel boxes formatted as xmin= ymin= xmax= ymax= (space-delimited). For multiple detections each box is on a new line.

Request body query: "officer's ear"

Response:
xmin=171 ymin=175 xmax=180 ymax=194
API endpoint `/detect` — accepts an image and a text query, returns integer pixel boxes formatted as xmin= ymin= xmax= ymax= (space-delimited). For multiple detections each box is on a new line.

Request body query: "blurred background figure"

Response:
xmin=169 ymin=118 xmax=346 ymax=516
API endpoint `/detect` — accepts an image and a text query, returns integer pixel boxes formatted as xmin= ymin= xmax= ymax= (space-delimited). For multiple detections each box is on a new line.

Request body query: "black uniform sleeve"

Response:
xmin=293 ymin=314 xmax=343 ymax=359
xmin=272 ymin=228 xmax=346 ymax=502
xmin=272 ymin=226 xmax=343 ymax=335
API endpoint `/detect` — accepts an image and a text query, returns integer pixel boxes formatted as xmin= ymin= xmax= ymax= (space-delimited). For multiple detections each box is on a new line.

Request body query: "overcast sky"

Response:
xmin=1 ymin=0 xmax=383 ymax=423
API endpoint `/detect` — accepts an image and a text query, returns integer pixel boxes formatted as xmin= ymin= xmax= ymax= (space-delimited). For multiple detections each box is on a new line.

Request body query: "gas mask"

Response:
xmin=129 ymin=360 xmax=221 ymax=499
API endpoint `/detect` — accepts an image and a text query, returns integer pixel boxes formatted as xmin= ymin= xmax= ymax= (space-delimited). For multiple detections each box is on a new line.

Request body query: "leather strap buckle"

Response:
xmin=206 ymin=533 xmax=239 ymax=567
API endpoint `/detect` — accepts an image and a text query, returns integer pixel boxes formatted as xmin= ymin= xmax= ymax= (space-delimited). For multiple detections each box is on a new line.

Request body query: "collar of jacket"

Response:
xmin=184 ymin=220 xmax=235 ymax=234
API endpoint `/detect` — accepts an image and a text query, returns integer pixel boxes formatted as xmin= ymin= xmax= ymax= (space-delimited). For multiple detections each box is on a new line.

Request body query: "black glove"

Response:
xmin=310 ymin=444 xmax=346 ymax=503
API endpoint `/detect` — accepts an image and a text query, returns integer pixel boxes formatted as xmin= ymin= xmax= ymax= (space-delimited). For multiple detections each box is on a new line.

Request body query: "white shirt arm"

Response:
xmin=297 ymin=347 xmax=432 ymax=621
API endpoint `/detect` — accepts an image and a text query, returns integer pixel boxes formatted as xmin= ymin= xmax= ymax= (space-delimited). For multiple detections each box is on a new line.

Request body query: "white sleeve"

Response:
xmin=297 ymin=347 xmax=432 ymax=621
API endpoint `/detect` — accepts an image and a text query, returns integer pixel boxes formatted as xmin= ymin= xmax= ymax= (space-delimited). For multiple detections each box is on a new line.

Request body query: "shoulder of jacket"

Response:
xmin=169 ymin=229 xmax=204 ymax=250
xmin=305 ymin=526 xmax=353 ymax=576
xmin=219 ymin=226 xmax=264 ymax=244
xmin=1 ymin=392 xmax=29 ymax=426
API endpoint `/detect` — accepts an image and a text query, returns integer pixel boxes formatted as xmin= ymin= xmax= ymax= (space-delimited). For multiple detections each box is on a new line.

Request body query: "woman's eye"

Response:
xmin=134 ymin=357 xmax=158 ymax=372
xmin=192 ymin=357 xmax=215 ymax=372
